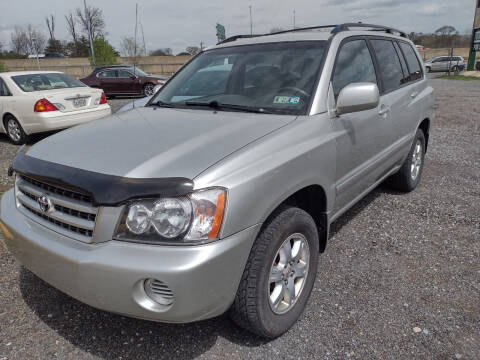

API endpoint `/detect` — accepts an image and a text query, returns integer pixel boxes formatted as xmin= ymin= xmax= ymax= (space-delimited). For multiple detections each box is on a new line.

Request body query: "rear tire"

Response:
xmin=4 ymin=115 xmax=27 ymax=145
xmin=426 ymin=66 xmax=431 ymax=73
xmin=387 ymin=129 xmax=426 ymax=192
xmin=229 ymin=206 xmax=319 ymax=338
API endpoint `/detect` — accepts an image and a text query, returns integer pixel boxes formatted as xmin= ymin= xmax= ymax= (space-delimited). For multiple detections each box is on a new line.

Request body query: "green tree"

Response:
xmin=90 ymin=37 xmax=117 ymax=66
xmin=45 ymin=38 xmax=64 ymax=54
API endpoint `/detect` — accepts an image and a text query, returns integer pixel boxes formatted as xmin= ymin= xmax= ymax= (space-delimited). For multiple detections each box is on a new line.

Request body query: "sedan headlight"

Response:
xmin=114 ymin=188 xmax=226 ymax=245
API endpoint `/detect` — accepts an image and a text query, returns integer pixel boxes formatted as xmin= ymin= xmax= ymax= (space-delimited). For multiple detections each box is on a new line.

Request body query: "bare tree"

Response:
xmin=120 ymin=36 xmax=143 ymax=57
xmin=435 ymin=26 xmax=457 ymax=36
xmin=45 ymin=14 xmax=55 ymax=40
xmin=25 ymin=25 xmax=46 ymax=55
xmin=76 ymin=5 xmax=105 ymax=40
xmin=10 ymin=26 xmax=29 ymax=55
xmin=65 ymin=12 xmax=78 ymax=43
xmin=186 ymin=46 xmax=200 ymax=55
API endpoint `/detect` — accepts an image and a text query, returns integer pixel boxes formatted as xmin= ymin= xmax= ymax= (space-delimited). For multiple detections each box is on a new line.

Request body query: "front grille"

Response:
xmin=20 ymin=175 xmax=92 ymax=203
xmin=23 ymin=206 xmax=94 ymax=237
xmin=15 ymin=175 xmax=98 ymax=242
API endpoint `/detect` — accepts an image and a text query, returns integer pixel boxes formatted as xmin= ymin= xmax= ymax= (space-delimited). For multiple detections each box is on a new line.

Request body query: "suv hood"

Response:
xmin=26 ymin=107 xmax=296 ymax=179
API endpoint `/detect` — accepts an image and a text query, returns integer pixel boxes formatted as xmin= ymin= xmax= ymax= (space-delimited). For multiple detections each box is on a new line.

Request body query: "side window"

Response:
xmin=332 ymin=39 xmax=377 ymax=98
xmin=393 ymin=42 xmax=410 ymax=84
xmin=98 ymin=70 xmax=116 ymax=78
xmin=370 ymin=39 xmax=404 ymax=93
xmin=0 ymin=78 xmax=11 ymax=96
xmin=398 ymin=42 xmax=423 ymax=81
xmin=117 ymin=70 xmax=133 ymax=78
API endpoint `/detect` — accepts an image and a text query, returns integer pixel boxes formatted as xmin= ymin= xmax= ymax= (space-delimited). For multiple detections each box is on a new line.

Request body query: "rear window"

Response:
xmin=12 ymin=73 xmax=86 ymax=92
xmin=398 ymin=42 xmax=423 ymax=81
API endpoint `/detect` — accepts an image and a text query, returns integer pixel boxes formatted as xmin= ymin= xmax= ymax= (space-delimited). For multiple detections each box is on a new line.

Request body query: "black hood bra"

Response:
xmin=11 ymin=153 xmax=194 ymax=207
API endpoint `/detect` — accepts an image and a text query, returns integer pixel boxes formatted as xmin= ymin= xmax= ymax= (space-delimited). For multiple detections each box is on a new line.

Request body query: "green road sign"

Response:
xmin=216 ymin=23 xmax=226 ymax=42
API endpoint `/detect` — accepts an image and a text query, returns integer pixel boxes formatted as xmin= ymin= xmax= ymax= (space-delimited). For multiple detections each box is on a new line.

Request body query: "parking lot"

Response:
xmin=0 ymin=78 xmax=479 ymax=359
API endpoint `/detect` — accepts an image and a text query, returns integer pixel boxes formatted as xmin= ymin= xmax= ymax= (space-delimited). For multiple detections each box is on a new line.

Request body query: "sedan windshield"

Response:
xmin=12 ymin=73 xmax=86 ymax=92
xmin=151 ymin=41 xmax=328 ymax=115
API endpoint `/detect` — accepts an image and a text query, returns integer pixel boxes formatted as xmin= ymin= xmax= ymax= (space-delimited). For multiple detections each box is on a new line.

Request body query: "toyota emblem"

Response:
xmin=37 ymin=195 xmax=51 ymax=213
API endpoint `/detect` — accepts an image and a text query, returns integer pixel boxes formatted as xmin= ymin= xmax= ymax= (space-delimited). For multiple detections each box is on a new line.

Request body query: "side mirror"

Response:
xmin=130 ymin=75 xmax=137 ymax=80
xmin=336 ymin=82 xmax=379 ymax=116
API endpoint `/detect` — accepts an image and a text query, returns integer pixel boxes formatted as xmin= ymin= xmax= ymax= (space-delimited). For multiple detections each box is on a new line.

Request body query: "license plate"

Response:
xmin=73 ymin=98 xmax=87 ymax=107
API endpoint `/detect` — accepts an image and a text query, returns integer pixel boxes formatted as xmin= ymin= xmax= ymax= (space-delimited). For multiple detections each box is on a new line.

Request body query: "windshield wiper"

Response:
xmin=148 ymin=100 xmax=175 ymax=108
xmin=184 ymin=100 xmax=272 ymax=114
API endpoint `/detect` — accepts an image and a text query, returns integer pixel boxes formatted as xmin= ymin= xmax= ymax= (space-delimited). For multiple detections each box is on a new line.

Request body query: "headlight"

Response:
xmin=114 ymin=188 xmax=226 ymax=245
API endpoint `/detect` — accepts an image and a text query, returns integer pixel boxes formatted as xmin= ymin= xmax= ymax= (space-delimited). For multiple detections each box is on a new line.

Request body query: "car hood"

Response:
xmin=26 ymin=107 xmax=296 ymax=179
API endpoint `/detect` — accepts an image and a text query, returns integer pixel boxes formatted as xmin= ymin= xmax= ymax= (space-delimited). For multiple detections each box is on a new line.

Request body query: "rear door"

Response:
xmin=392 ymin=41 xmax=425 ymax=143
xmin=368 ymin=39 xmax=417 ymax=171
xmin=97 ymin=69 xmax=117 ymax=94
xmin=0 ymin=77 xmax=10 ymax=124
xmin=331 ymin=38 xmax=393 ymax=212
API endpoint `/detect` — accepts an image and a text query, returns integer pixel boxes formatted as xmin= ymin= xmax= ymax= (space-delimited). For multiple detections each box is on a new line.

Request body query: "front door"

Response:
xmin=116 ymin=69 xmax=139 ymax=94
xmin=331 ymin=38 xmax=393 ymax=213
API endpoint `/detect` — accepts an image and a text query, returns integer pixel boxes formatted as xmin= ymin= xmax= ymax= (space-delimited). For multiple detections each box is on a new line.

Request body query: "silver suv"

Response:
xmin=424 ymin=55 xmax=465 ymax=73
xmin=0 ymin=23 xmax=435 ymax=338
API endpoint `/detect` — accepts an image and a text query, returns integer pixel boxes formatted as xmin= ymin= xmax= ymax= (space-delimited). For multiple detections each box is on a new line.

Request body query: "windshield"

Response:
xmin=12 ymin=73 xmax=86 ymax=92
xmin=151 ymin=41 xmax=328 ymax=115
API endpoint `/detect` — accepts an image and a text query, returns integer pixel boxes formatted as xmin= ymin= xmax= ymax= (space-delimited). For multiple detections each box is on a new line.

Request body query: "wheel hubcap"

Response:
xmin=7 ymin=119 xmax=21 ymax=142
xmin=410 ymin=140 xmax=422 ymax=180
xmin=268 ymin=233 xmax=310 ymax=314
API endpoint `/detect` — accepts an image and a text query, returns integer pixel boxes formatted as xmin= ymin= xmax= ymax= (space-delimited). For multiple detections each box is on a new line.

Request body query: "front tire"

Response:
xmin=4 ymin=115 xmax=27 ymax=145
xmin=388 ymin=129 xmax=426 ymax=192
xmin=143 ymin=83 xmax=155 ymax=96
xmin=230 ymin=206 xmax=319 ymax=338
xmin=426 ymin=66 xmax=431 ymax=73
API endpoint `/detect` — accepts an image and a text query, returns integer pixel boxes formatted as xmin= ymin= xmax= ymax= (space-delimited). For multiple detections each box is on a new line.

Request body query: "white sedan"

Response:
xmin=0 ymin=71 xmax=111 ymax=144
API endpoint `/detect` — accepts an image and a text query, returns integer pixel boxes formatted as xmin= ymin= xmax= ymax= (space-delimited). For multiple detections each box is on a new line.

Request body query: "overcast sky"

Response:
xmin=0 ymin=0 xmax=476 ymax=54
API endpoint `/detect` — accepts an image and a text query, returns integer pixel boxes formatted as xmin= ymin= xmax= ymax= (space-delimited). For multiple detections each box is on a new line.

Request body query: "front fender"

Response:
xmin=194 ymin=114 xmax=337 ymax=239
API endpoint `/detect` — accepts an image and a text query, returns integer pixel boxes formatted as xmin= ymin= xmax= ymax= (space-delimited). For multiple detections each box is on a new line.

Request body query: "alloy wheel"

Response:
xmin=268 ymin=233 xmax=310 ymax=314
xmin=410 ymin=140 xmax=422 ymax=180
xmin=144 ymin=84 xmax=155 ymax=96
xmin=7 ymin=119 xmax=21 ymax=143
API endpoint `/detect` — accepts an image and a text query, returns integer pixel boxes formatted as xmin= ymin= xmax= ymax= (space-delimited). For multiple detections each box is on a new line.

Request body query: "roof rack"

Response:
xmin=218 ymin=22 xmax=407 ymax=45
xmin=332 ymin=23 xmax=407 ymax=38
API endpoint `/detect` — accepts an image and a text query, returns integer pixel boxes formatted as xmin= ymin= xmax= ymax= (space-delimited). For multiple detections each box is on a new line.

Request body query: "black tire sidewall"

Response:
xmin=255 ymin=208 xmax=319 ymax=337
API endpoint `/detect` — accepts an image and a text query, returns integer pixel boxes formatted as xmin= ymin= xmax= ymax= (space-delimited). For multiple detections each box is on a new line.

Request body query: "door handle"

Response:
xmin=378 ymin=105 xmax=390 ymax=116
xmin=411 ymin=91 xmax=419 ymax=98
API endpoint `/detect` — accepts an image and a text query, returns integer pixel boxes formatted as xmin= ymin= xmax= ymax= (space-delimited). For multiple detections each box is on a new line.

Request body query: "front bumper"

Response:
xmin=23 ymin=105 xmax=111 ymax=134
xmin=0 ymin=189 xmax=259 ymax=323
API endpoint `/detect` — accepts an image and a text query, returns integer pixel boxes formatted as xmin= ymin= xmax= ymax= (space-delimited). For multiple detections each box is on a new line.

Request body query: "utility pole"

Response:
xmin=31 ymin=35 xmax=40 ymax=70
xmin=200 ymin=42 xmax=204 ymax=51
xmin=84 ymin=0 xmax=95 ymax=66
xmin=140 ymin=22 xmax=146 ymax=56
xmin=134 ymin=3 xmax=138 ymax=72
xmin=293 ymin=9 xmax=296 ymax=29
xmin=249 ymin=6 xmax=253 ymax=35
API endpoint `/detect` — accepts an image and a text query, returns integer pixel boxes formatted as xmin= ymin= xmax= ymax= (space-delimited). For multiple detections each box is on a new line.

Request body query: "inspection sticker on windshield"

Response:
xmin=273 ymin=96 xmax=300 ymax=105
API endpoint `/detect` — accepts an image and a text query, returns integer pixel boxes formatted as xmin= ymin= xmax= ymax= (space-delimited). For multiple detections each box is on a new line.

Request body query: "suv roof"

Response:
xmin=213 ymin=23 xmax=407 ymax=49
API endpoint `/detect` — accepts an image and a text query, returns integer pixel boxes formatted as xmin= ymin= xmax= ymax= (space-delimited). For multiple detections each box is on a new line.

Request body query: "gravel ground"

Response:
xmin=0 ymin=80 xmax=479 ymax=359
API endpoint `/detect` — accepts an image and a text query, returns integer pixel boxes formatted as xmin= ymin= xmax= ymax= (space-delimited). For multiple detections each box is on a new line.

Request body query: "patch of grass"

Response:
xmin=438 ymin=75 xmax=480 ymax=81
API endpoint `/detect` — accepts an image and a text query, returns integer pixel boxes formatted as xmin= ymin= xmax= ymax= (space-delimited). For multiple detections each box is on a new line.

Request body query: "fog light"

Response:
xmin=144 ymin=279 xmax=174 ymax=306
